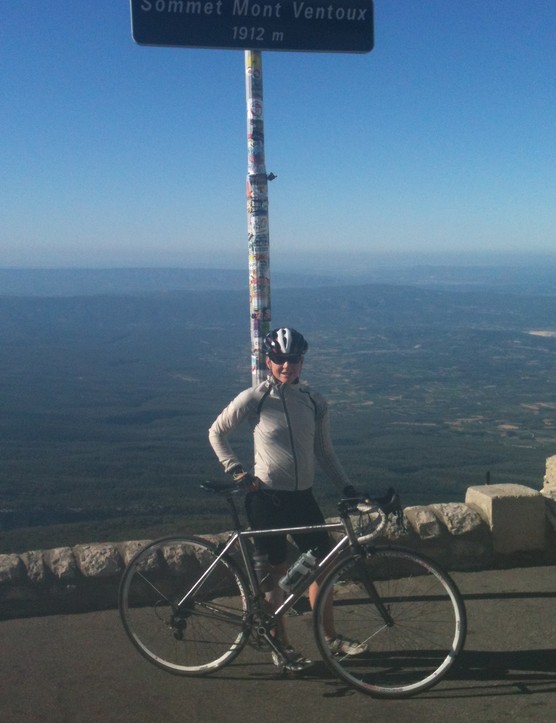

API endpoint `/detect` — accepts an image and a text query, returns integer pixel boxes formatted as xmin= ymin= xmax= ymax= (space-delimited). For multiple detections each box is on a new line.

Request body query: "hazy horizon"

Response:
xmin=2 ymin=250 xmax=556 ymax=272
xmin=3 ymin=253 xmax=556 ymax=300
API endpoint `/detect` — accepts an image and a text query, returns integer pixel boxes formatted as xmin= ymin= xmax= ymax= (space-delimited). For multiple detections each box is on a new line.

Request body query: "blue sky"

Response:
xmin=1 ymin=1 xmax=555 ymax=270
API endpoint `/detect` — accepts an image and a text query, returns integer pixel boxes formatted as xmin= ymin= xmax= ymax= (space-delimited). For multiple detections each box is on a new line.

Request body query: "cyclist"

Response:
xmin=208 ymin=327 xmax=367 ymax=672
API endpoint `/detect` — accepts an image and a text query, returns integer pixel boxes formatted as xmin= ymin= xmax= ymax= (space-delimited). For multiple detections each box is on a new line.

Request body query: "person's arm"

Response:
xmin=208 ymin=388 xmax=253 ymax=475
xmin=313 ymin=396 xmax=353 ymax=492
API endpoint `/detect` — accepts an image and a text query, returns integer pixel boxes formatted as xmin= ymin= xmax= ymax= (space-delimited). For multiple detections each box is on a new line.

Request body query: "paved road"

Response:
xmin=2 ymin=565 xmax=555 ymax=723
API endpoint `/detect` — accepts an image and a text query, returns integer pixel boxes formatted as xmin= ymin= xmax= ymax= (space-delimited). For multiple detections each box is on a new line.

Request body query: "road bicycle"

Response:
xmin=119 ymin=481 xmax=467 ymax=699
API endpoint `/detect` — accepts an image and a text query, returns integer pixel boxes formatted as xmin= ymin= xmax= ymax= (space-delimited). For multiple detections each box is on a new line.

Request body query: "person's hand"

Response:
xmin=235 ymin=472 xmax=262 ymax=493
xmin=343 ymin=484 xmax=359 ymax=499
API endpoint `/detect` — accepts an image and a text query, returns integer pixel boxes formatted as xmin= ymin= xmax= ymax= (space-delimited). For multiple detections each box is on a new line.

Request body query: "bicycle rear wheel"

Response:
xmin=119 ymin=535 xmax=251 ymax=675
xmin=313 ymin=547 xmax=466 ymax=698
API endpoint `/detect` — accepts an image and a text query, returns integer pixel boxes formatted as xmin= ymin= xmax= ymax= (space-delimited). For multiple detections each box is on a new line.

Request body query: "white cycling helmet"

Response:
xmin=263 ymin=327 xmax=308 ymax=357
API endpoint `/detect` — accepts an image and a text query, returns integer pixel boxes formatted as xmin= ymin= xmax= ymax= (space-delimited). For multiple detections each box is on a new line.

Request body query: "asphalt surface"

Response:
xmin=1 ymin=565 xmax=555 ymax=723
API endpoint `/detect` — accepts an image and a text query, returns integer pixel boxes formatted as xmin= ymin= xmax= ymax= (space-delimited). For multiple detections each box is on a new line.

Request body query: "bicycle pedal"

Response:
xmin=271 ymin=648 xmax=314 ymax=674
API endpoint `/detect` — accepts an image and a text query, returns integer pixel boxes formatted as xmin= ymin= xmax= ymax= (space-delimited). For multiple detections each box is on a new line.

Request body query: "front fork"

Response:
xmin=352 ymin=548 xmax=395 ymax=626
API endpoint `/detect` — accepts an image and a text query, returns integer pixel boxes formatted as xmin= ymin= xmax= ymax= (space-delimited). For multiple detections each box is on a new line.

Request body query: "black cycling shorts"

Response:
xmin=245 ymin=487 xmax=332 ymax=565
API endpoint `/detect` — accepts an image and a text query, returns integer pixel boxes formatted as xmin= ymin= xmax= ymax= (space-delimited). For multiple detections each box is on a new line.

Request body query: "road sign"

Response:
xmin=130 ymin=0 xmax=374 ymax=54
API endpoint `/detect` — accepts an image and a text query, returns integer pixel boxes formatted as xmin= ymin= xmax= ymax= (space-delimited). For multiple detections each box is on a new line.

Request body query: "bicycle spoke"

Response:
xmin=119 ymin=536 xmax=251 ymax=675
xmin=313 ymin=549 xmax=466 ymax=698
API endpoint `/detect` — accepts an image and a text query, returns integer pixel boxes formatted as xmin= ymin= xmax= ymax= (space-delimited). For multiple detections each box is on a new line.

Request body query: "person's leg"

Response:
xmin=308 ymin=578 xmax=335 ymax=640
xmin=288 ymin=490 xmax=337 ymax=638
xmin=291 ymin=491 xmax=366 ymax=655
xmin=245 ymin=490 xmax=293 ymax=648
xmin=265 ymin=562 xmax=289 ymax=643
xmin=309 ymin=573 xmax=368 ymax=656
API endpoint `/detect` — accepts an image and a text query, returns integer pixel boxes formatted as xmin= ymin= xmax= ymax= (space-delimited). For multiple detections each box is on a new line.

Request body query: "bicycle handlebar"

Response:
xmin=200 ymin=480 xmax=404 ymax=543
xmin=340 ymin=487 xmax=405 ymax=542
xmin=340 ymin=487 xmax=402 ymax=515
xmin=201 ymin=480 xmax=402 ymax=512
xmin=201 ymin=479 xmax=242 ymax=495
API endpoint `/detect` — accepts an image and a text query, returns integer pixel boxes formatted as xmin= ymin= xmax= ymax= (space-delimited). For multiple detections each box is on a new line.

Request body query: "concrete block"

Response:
xmin=405 ymin=506 xmax=443 ymax=539
xmin=0 ymin=554 xmax=24 ymax=586
xmin=541 ymin=488 xmax=556 ymax=532
xmin=449 ymin=537 xmax=492 ymax=571
xmin=119 ymin=540 xmax=152 ymax=566
xmin=21 ymin=550 xmax=48 ymax=584
xmin=74 ymin=543 xmax=123 ymax=578
xmin=44 ymin=547 xmax=78 ymax=581
xmin=466 ymin=484 xmax=545 ymax=554
xmin=544 ymin=455 xmax=556 ymax=490
xmin=430 ymin=502 xmax=484 ymax=536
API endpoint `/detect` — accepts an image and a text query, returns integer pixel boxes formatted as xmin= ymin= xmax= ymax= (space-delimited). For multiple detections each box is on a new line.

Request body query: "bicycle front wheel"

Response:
xmin=313 ymin=547 xmax=466 ymax=698
xmin=119 ymin=536 xmax=251 ymax=675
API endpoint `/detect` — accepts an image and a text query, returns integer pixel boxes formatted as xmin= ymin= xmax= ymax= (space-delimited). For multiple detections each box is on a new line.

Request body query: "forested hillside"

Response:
xmin=1 ymin=274 xmax=555 ymax=552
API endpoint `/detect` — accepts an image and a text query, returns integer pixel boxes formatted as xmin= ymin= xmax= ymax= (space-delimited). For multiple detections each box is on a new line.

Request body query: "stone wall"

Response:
xmin=1 ymin=462 xmax=556 ymax=621
xmin=542 ymin=454 xmax=556 ymax=531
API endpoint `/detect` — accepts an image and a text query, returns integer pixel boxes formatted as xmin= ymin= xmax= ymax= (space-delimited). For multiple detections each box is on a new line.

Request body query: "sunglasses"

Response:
xmin=268 ymin=353 xmax=303 ymax=365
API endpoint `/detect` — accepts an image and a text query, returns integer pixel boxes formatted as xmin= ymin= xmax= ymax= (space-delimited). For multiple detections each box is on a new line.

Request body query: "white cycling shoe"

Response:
xmin=271 ymin=646 xmax=314 ymax=673
xmin=327 ymin=635 xmax=368 ymax=656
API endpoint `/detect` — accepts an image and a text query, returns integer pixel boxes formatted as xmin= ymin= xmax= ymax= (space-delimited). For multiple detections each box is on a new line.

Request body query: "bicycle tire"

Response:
xmin=119 ymin=535 xmax=251 ymax=675
xmin=313 ymin=546 xmax=467 ymax=698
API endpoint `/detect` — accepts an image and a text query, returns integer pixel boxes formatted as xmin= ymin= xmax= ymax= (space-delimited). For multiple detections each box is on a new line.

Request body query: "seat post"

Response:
xmin=226 ymin=493 xmax=243 ymax=531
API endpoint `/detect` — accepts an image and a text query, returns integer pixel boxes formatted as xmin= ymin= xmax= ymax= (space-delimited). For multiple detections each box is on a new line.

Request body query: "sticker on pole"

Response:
xmin=130 ymin=0 xmax=374 ymax=54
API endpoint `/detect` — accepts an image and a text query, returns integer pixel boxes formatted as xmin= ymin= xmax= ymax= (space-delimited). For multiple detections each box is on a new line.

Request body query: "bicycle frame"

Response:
xmin=177 ymin=491 xmax=392 ymax=634
xmin=119 ymin=483 xmax=465 ymax=696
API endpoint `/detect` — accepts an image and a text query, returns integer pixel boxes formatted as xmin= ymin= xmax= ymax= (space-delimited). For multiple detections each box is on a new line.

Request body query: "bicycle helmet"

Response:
xmin=263 ymin=327 xmax=308 ymax=357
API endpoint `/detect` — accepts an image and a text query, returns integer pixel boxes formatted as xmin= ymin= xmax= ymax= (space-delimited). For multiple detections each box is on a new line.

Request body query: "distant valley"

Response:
xmin=1 ymin=265 xmax=556 ymax=552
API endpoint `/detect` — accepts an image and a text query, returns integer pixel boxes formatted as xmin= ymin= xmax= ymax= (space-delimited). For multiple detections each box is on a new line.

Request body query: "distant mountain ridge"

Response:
xmin=0 ymin=267 xmax=338 ymax=297
xmin=2 ymin=261 xmax=556 ymax=297
xmin=1 ymin=282 xmax=556 ymax=343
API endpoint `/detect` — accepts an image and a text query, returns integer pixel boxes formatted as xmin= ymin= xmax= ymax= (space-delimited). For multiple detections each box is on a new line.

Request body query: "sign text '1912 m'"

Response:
xmin=130 ymin=0 xmax=374 ymax=54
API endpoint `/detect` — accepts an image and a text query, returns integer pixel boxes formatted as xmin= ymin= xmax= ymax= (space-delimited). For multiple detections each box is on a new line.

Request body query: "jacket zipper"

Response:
xmin=279 ymin=384 xmax=299 ymax=491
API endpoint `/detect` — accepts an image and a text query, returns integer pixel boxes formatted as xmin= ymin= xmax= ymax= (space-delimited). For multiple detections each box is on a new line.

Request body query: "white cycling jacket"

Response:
xmin=208 ymin=376 xmax=351 ymax=492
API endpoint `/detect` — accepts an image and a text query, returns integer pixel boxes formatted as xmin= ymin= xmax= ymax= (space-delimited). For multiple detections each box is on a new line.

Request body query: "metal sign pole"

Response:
xmin=130 ymin=2 xmax=374 ymax=388
xmin=245 ymin=50 xmax=271 ymax=387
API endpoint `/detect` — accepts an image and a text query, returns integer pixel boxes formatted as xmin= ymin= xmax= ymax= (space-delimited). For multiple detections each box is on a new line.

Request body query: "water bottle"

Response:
xmin=278 ymin=550 xmax=317 ymax=594
xmin=252 ymin=552 xmax=273 ymax=593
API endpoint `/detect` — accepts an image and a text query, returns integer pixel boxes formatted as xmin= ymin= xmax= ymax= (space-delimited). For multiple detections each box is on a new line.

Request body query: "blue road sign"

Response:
xmin=130 ymin=0 xmax=374 ymax=53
